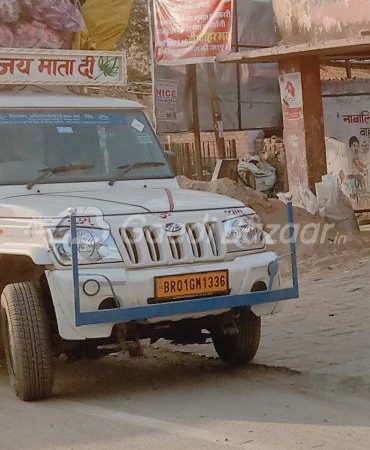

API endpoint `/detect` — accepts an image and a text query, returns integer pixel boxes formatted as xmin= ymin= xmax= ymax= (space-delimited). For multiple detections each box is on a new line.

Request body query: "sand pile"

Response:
xmin=177 ymin=176 xmax=324 ymax=230
xmin=177 ymin=176 xmax=272 ymax=212
xmin=177 ymin=176 xmax=370 ymax=275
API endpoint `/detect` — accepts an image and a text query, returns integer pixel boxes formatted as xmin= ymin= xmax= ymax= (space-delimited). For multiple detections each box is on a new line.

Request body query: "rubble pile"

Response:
xmin=253 ymin=133 xmax=289 ymax=193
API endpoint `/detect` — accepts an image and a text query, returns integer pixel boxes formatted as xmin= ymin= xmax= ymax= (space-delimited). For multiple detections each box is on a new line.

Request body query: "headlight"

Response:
xmin=223 ymin=214 xmax=265 ymax=252
xmin=46 ymin=227 xmax=122 ymax=265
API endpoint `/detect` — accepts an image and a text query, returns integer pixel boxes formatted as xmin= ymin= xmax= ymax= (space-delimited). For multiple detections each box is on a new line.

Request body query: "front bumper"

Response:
xmin=47 ymin=200 xmax=299 ymax=341
xmin=46 ymin=252 xmax=284 ymax=340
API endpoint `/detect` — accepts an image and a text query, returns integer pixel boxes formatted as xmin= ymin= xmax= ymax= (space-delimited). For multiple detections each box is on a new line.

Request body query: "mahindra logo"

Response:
xmin=163 ymin=223 xmax=182 ymax=233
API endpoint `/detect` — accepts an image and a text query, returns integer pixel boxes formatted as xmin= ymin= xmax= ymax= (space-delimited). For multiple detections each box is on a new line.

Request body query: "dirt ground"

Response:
xmin=1 ymin=346 xmax=370 ymax=450
xmin=1 ymin=261 xmax=370 ymax=449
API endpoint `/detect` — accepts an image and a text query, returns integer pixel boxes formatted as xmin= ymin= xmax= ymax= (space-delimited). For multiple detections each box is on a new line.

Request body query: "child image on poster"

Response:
xmin=345 ymin=136 xmax=368 ymax=196
xmin=360 ymin=136 xmax=370 ymax=189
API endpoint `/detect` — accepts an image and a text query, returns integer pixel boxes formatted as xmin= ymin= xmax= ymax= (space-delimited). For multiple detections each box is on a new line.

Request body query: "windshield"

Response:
xmin=0 ymin=109 xmax=173 ymax=186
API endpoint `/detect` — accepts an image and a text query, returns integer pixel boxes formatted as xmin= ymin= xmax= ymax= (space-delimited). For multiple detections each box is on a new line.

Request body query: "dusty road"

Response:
xmin=1 ymin=264 xmax=370 ymax=450
xmin=1 ymin=349 xmax=370 ymax=450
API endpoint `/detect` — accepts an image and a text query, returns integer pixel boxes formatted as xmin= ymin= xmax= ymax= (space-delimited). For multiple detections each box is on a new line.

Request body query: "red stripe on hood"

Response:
xmin=165 ymin=188 xmax=175 ymax=212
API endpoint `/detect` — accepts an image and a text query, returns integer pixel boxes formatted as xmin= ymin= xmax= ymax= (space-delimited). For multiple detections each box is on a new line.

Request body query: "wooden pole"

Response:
xmin=187 ymin=64 xmax=203 ymax=180
xmin=345 ymin=60 xmax=352 ymax=79
xmin=230 ymin=139 xmax=237 ymax=159
xmin=184 ymin=143 xmax=192 ymax=178
xmin=233 ymin=1 xmax=242 ymax=131
xmin=148 ymin=0 xmax=158 ymax=132
xmin=208 ymin=63 xmax=226 ymax=160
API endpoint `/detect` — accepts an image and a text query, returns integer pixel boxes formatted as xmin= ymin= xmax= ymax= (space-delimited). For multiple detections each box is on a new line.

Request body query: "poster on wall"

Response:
xmin=155 ymin=79 xmax=178 ymax=122
xmin=151 ymin=0 xmax=283 ymax=133
xmin=278 ymin=73 xmax=303 ymax=121
xmin=323 ymin=97 xmax=370 ymax=199
xmin=153 ymin=0 xmax=233 ymax=66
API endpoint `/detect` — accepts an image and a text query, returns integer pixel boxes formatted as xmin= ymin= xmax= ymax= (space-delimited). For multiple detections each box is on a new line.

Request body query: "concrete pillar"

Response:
xmin=279 ymin=56 xmax=327 ymax=200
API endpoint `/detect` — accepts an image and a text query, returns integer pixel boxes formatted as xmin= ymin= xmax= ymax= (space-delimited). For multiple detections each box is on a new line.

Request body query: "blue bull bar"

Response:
xmin=70 ymin=201 xmax=299 ymax=327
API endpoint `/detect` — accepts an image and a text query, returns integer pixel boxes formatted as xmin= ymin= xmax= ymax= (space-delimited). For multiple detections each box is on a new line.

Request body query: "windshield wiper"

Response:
xmin=108 ymin=161 xmax=166 ymax=186
xmin=27 ymin=164 xmax=95 ymax=190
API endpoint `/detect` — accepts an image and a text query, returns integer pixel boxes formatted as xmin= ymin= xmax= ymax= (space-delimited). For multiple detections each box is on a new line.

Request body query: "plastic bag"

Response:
xmin=277 ymin=192 xmax=288 ymax=205
xmin=60 ymin=31 xmax=74 ymax=49
xmin=238 ymin=155 xmax=277 ymax=193
xmin=0 ymin=0 xmax=20 ymax=23
xmin=14 ymin=21 xmax=64 ymax=49
xmin=21 ymin=0 xmax=83 ymax=32
xmin=0 ymin=24 xmax=15 ymax=47
xmin=316 ymin=174 xmax=359 ymax=231
xmin=299 ymin=185 xmax=319 ymax=215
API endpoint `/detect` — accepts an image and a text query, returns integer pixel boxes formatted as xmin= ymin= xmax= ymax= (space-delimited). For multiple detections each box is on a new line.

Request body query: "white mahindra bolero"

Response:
xmin=0 ymin=91 xmax=293 ymax=401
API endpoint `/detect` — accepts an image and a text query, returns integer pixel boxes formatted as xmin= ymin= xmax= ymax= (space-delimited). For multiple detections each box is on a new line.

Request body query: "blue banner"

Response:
xmin=0 ymin=113 xmax=127 ymax=126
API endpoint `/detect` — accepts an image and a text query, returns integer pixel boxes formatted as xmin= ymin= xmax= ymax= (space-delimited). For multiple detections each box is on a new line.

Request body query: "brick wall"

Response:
xmin=160 ymin=131 xmax=250 ymax=158
xmin=321 ymin=65 xmax=370 ymax=80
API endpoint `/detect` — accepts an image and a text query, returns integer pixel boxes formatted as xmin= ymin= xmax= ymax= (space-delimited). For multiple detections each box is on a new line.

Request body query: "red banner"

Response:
xmin=153 ymin=0 xmax=233 ymax=66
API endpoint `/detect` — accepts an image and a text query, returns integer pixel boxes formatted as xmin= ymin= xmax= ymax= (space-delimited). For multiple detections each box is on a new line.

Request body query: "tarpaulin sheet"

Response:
xmin=74 ymin=0 xmax=134 ymax=51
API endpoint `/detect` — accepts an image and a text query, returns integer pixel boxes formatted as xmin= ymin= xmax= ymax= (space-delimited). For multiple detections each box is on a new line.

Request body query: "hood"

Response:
xmin=0 ymin=187 xmax=246 ymax=219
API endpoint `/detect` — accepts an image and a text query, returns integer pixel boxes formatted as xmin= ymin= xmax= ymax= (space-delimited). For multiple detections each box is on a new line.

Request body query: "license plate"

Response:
xmin=154 ymin=270 xmax=229 ymax=301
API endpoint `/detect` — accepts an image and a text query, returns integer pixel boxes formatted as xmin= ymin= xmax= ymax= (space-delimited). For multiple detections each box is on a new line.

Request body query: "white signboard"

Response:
xmin=0 ymin=49 xmax=126 ymax=86
xmin=155 ymin=79 xmax=178 ymax=122
xmin=153 ymin=0 xmax=233 ymax=66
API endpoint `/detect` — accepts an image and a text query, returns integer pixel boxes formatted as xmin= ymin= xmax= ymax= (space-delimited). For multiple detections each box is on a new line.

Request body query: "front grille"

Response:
xmin=120 ymin=221 xmax=224 ymax=267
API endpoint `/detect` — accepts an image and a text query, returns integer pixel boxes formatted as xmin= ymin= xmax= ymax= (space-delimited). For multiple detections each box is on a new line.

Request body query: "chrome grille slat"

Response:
xmin=186 ymin=224 xmax=202 ymax=259
xmin=205 ymin=222 xmax=219 ymax=257
xmin=120 ymin=228 xmax=139 ymax=264
xmin=168 ymin=235 xmax=182 ymax=260
xmin=144 ymin=227 xmax=161 ymax=262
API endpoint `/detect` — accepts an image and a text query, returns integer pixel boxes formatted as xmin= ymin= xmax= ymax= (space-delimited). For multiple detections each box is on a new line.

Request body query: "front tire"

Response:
xmin=0 ymin=282 xmax=54 ymax=401
xmin=212 ymin=310 xmax=261 ymax=366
